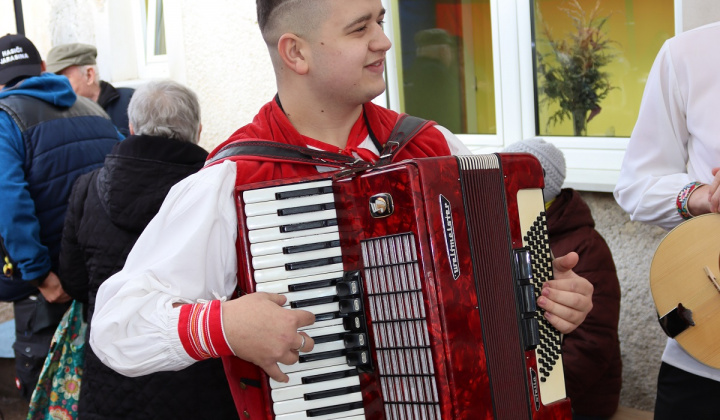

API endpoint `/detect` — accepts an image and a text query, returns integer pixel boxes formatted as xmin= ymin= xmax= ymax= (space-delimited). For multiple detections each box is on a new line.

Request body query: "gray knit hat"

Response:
xmin=502 ymin=139 xmax=566 ymax=202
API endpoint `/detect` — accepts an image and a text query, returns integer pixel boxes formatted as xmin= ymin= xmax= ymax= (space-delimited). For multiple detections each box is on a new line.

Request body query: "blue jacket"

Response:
xmin=98 ymin=80 xmax=134 ymax=137
xmin=0 ymin=73 xmax=121 ymax=301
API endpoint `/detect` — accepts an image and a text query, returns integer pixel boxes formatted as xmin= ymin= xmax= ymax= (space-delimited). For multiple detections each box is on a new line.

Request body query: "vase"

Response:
xmin=572 ymin=109 xmax=588 ymax=136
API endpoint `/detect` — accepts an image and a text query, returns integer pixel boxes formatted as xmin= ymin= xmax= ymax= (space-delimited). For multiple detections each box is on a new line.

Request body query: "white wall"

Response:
xmin=683 ymin=0 xmax=720 ymax=30
xmin=3 ymin=0 xmax=276 ymax=152
xmin=173 ymin=0 xmax=276 ymax=151
xmin=581 ymin=193 xmax=667 ymax=410
xmin=0 ymin=2 xmax=17 ymax=35
xmin=1 ymin=0 xmax=53 ymax=56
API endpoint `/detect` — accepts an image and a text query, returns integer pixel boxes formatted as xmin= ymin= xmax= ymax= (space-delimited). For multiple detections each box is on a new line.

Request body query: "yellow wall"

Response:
xmin=535 ymin=0 xmax=674 ymax=137
xmin=470 ymin=2 xmax=495 ymax=134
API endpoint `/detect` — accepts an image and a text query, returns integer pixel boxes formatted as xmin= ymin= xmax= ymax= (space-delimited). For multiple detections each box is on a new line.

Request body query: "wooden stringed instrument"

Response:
xmin=650 ymin=213 xmax=720 ymax=368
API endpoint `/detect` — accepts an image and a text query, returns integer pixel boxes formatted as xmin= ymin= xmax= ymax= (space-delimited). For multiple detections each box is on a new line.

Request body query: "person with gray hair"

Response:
xmin=128 ymin=79 xmax=202 ymax=144
xmin=46 ymin=43 xmax=134 ymax=137
xmin=57 ymin=80 xmax=238 ymax=419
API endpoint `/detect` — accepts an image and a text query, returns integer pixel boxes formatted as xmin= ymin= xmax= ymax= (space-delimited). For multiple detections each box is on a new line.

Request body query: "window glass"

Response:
xmin=144 ymin=0 xmax=167 ymax=59
xmin=532 ymin=0 xmax=674 ymax=137
xmin=396 ymin=0 xmax=496 ymax=134
xmin=154 ymin=0 xmax=166 ymax=56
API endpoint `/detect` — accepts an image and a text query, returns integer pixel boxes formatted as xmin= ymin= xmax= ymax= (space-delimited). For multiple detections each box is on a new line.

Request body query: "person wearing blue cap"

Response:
xmin=0 ymin=33 xmax=120 ymax=400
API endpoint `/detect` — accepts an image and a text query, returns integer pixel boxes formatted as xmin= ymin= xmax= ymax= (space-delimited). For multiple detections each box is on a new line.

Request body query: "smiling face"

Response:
xmin=303 ymin=0 xmax=391 ymax=107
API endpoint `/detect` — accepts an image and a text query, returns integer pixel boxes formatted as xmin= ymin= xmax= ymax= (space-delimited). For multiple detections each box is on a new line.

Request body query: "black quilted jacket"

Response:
xmin=59 ymin=134 xmax=239 ymax=420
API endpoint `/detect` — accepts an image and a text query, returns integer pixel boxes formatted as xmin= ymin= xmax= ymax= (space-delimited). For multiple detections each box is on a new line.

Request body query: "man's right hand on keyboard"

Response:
xmin=222 ymin=292 xmax=316 ymax=382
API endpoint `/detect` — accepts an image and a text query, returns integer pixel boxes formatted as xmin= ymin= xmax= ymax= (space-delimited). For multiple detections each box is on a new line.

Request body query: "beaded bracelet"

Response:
xmin=676 ymin=181 xmax=705 ymax=220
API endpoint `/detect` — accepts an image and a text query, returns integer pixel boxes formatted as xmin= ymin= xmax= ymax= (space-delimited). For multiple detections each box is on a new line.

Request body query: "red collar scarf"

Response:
xmin=206 ymin=96 xmax=452 ymax=186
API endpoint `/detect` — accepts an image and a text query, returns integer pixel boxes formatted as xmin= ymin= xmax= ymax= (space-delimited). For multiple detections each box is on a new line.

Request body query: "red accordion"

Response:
xmin=227 ymin=154 xmax=572 ymax=420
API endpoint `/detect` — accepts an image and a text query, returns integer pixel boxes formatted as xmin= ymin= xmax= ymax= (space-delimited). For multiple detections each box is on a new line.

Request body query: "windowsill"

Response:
xmin=110 ymin=79 xmax=151 ymax=89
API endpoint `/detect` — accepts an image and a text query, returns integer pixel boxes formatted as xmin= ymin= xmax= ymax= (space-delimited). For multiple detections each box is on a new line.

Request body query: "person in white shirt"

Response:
xmin=89 ymin=0 xmax=595 ymax=417
xmin=614 ymin=21 xmax=720 ymax=419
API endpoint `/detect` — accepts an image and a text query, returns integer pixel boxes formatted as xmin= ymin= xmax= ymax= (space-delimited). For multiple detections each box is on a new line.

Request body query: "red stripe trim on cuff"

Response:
xmin=207 ymin=300 xmax=234 ymax=357
xmin=178 ymin=303 xmax=204 ymax=360
xmin=178 ymin=301 xmax=234 ymax=360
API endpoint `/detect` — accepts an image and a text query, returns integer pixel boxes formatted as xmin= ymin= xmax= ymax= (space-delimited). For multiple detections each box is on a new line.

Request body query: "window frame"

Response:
xmin=130 ymin=0 xmax=170 ymax=80
xmin=382 ymin=0 xmax=683 ymax=192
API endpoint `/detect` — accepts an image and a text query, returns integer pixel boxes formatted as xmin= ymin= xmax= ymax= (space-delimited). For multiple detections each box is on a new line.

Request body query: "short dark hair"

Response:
xmin=256 ymin=0 xmax=327 ymax=49
xmin=257 ymin=0 xmax=284 ymax=34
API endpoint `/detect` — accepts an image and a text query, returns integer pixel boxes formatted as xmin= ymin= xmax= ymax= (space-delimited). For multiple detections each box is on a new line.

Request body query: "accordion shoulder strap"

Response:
xmin=206 ymin=140 xmax=357 ymax=168
xmin=205 ymin=114 xmax=431 ymax=168
xmin=376 ymin=114 xmax=433 ymax=165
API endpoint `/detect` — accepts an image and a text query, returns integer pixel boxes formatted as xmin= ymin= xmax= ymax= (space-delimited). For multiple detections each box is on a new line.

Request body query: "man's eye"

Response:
xmin=378 ymin=20 xmax=385 ymax=28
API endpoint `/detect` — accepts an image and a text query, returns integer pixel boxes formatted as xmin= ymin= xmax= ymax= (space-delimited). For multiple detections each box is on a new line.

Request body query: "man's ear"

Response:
xmin=277 ymin=34 xmax=309 ymax=75
xmin=129 ymin=123 xmax=135 ymax=135
xmin=40 ymin=61 xmax=47 ymax=72
xmin=86 ymin=66 xmax=96 ymax=84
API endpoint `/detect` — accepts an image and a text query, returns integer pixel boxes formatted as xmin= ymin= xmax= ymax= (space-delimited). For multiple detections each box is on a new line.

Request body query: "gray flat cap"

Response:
xmin=46 ymin=43 xmax=97 ymax=73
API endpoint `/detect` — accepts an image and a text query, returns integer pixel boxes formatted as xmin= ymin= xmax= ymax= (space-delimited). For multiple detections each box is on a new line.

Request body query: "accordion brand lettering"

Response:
xmin=440 ymin=195 xmax=460 ymax=279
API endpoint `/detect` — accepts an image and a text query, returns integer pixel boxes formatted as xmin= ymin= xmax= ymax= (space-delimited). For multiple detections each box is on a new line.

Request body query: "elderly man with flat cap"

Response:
xmin=47 ymin=43 xmax=134 ymax=136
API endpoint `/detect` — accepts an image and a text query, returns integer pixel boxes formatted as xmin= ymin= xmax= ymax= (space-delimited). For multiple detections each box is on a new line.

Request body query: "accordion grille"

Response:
xmin=361 ymin=233 xmax=441 ymax=420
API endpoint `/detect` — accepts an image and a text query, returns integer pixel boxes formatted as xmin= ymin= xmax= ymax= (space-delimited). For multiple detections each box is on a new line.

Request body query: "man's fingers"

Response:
xmin=55 ymin=293 xmax=71 ymax=303
xmin=261 ymin=292 xmax=287 ymax=307
xmin=42 ymin=290 xmax=71 ymax=303
xmin=543 ymin=311 xmax=576 ymax=335
xmin=262 ymin=363 xmax=289 ymax=383
xmin=293 ymin=332 xmax=314 ymax=353
xmin=293 ymin=309 xmax=316 ymax=328
xmin=539 ymin=285 xmax=589 ymax=313
xmin=708 ymin=169 xmax=720 ymax=213
xmin=537 ymin=293 xmax=584 ymax=334
xmin=711 ymin=168 xmax=720 ymax=191
xmin=278 ymin=350 xmax=300 ymax=366
xmin=538 ymin=280 xmax=593 ymax=335
xmin=543 ymin=277 xmax=594 ymax=297
xmin=551 ymin=252 xmax=579 ymax=275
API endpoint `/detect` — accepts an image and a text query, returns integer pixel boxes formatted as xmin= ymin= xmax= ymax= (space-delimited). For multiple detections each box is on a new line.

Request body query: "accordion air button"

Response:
xmin=339 ymin=298 xmax=362 ymax=314
xmin=346 ymin=349 xmax=371 ymax=367
xmin=343 ymin=315 xmax=365 ymax=332
xmin=336 ymin=280 xmax=359 ymax=297
xmin=343 ymin=270 xmax=362 ymax=282
xmin=343 ymin=333 xmax=367 ymax=348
